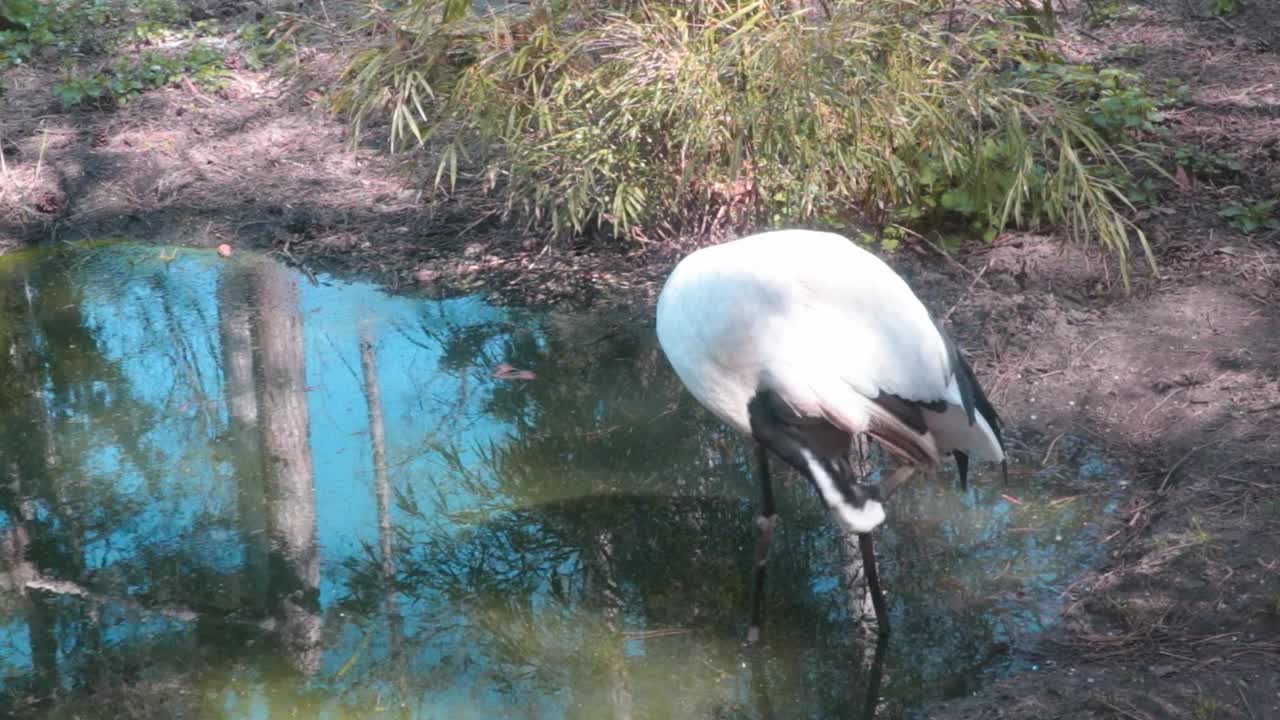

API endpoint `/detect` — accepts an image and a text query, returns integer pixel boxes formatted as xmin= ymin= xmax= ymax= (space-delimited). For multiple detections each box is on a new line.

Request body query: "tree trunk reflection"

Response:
xmin=249 ymin=260 xmax=321 ymax=674
xmin=220 ymin=266 xmax=270 ymax=617
xmin=585 ymin=527 xmax=633 ymax=720
xmin=359 ymin=324 xmax=408 ymax=707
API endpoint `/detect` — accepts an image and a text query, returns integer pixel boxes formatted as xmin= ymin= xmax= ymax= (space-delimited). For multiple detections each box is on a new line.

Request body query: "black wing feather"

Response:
xmin=939 ymin=325 xmax=1008 ymax=486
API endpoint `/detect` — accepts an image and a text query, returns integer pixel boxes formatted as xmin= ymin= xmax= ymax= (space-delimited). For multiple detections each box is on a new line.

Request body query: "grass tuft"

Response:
xmin=335 ymin=0 xmax=1165 ymax=286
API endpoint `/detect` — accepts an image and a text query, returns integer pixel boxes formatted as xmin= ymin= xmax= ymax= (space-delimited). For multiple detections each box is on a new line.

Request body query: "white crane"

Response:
xmin=655 ymin=229 xmax=1007 ymax=638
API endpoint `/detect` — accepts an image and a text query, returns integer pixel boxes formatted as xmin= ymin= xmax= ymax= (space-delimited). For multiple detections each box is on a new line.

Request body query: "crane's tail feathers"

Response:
xmin=757 ymin=380 xmax=941 ymax=469
xmin=857 ymin=397 xmax=941 ymax=468
xmin=951 ymin=349 xmax=1006 ymax=457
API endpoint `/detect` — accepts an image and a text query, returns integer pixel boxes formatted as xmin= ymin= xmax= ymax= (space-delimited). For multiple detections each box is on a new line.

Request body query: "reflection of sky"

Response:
xmin=0 ymin=245 xmax=1124 ymax=719
xmin=77 ymin=251 xmax=515 ymax=593
xmin=0 ymin=248 xmax=518 ymax=680
xmin=294 ymin=276 xmax=513 ymax=584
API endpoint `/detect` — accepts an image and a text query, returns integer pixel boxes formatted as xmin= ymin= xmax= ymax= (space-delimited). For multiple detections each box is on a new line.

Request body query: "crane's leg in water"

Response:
xmin=860 ymin=627 xmax=891 ymax=719
xmin=748 ymin=441 xmax=777 ymax=644
xmin=858 ymin=532 xmax=890 ymax=635
xmin=857 ymin=464 xmax=917 ymax=635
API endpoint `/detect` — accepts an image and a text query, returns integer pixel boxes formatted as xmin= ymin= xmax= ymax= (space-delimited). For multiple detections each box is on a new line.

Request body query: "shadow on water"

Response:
xmin=0 ymin=243 xmax=1123 ymax=719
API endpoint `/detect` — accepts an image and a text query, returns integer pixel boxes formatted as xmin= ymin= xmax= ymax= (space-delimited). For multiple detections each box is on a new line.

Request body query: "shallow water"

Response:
xmin=0 ymin=244 xmax=1119 ymax=719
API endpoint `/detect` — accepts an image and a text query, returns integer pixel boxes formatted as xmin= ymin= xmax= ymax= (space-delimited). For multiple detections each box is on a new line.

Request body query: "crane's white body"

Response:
xmin=656 ymin=229 xmax=1004 ymax=532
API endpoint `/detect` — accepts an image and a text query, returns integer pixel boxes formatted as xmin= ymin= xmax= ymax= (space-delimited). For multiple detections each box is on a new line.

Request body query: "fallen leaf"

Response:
xmin=492 ymin=363 xmax=536 ymax=381
xmin=1174 ymin=165 xmax=1193 ymax=192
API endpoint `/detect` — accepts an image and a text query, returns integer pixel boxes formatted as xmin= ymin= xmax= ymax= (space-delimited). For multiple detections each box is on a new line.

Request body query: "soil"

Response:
xmin=2 ymin=0 xmax=1278 ymax=717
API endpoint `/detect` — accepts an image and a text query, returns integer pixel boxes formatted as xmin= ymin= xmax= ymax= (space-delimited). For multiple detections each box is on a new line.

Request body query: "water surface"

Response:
xmin=0 ymin=244 xmax=1119 ymax=718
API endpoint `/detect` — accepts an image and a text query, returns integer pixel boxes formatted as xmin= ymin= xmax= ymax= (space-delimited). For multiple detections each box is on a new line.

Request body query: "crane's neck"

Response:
xmin=748 ymin=390 xmax=888 ymax=535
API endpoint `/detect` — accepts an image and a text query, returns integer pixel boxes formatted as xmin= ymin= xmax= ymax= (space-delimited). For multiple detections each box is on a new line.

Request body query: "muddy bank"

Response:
xmin=900 ymin=234 xmax=1280 ymax=719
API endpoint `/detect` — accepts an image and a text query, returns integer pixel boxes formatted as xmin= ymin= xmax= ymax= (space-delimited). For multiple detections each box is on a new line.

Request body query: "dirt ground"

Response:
xmin=1 ymin=0 xmax=1278 ymax=717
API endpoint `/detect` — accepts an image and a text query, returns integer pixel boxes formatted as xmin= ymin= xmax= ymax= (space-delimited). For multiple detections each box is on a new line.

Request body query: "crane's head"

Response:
xmin=748 ymin=388 xmax=890 ymax=535
xmin=805 ymin=455 xmax=886 ymax=534
xmin=834 ymin=496 xmax=886 ymax=535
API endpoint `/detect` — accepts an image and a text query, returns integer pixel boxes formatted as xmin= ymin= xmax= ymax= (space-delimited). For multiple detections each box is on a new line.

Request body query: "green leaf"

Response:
xmin=941 ymin=188 xmax=976 ymax=213
xmin=0 ymin=0 xmax=36 ymax=27
xmin=442 ymin=0 xmax=470 ymax=24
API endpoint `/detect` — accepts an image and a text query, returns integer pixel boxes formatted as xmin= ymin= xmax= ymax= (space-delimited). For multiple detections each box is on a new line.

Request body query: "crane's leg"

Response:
xmin=858 ymin=532 xmax=890 ymax=636
xmin=748 ymin=441 xmax=778 ymax=644
xmin=855 ymin=464 xmax=916 ymax=635
xmin=860 ymin=626 xmax=891 ymax=719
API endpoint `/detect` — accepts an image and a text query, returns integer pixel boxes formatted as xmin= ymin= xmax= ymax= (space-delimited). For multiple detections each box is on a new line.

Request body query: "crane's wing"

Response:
xmin=753 ymin=231 xmax=1005 ymax=468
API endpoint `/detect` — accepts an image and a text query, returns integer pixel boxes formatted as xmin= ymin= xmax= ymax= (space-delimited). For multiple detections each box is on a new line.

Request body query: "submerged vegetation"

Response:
xmin=334 ymin=0 xmax=1168 ymax=285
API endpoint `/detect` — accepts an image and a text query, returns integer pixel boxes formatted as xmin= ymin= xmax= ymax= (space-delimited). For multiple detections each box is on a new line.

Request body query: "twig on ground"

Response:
xmin=891 ymin=223 xmax=993 ymax=289
xmin=1237 ymin=683 xmax=1257 ymax=720
xmin=1158 ymin=444 xmax=1205 ymax=495
xmin=275 ymin=240 xmax=318 ymax=285
xmin=1041 ymin=432 xmax=1065 ymax=466
xmin=1142 ymin=387 xmax=1186 ymax=425
xmin=943 ymin=260 xmax=992 ymax=323
xmin=1073 ymin=334 xmax=1116 ymax=368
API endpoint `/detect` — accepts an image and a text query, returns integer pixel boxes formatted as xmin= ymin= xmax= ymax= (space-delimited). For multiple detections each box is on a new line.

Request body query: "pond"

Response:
xmin=0 ymin=244 xmax=1120 ymax=719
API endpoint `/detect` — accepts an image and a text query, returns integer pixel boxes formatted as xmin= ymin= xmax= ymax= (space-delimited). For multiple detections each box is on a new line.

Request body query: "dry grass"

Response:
xmin=0 ymin=126 xmax=59 ymax=240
